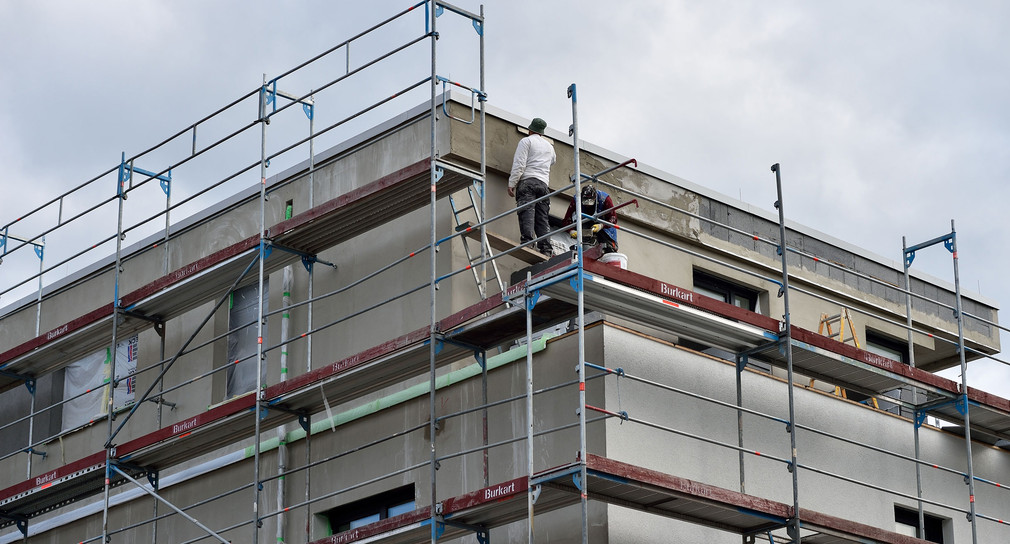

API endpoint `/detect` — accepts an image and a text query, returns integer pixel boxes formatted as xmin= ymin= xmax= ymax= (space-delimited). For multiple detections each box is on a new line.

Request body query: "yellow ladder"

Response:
xmin=814 ymin=309 xmax=879 ymax=409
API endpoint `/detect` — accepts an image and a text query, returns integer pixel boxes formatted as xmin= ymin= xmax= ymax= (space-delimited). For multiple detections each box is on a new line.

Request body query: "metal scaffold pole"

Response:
xmin=903 ymin=223 xmax=978 ymax=544
xmin=525 ymin=272 xmax=535 ymax=543
xmin=771 ymin=163 xmax=801 ymax=543
xmin=949 ymin=223 xmax=979 ymax=544
xmin=254 ymin=73 xmax=270 ymax=544
xmin=902 ymin=235 xmax=926 ymax=537
xmin=101 ymin=154 xmax=130 ymax=544
xmin=569 ymin=82 xmax=589 ymax=544
xmin=428 ymin=1 xmax=440 ymax=542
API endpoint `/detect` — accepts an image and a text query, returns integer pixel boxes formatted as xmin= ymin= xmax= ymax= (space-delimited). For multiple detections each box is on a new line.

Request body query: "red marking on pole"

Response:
xmin=580 ymin=383 xmax=585 ymax=391
xmin=301 ymin=333 xmax=307 ymax=338
xmin=258 ymin=337 xmax=263 ymax=344
xmin=235 ymin=359 xmax=240 ymax=364
xmin=465 ymin=265 xmax=472 ymax=270
xmin=105 ymin=479 xmax=110 ymax=485
xmin=410 ymin=252 xmax=416 ymax=257
xmin=953 ymin=251 xmax=958 ymax=259
xmin=661 ymin=299 xmax=678 ymax=307
xmin=752 ymin=235 xmax=759 ymax=240
xmin=813 ymin=257 xmax=819 ymax=262
xmin=261 ymin=178 xmax=266 ymax=185
xmin=153 ymin=244 xmax=158 ymax=248
xmin=970 ymin=494 xmax=975 ymax=503
xmin=755 ymin=452 xmax=762 ymax=456
xmin=466 ymin=227 xmax=472 ymax=232
xmin=431 ymin=184 xmax=437 ymax=192
xmin=933 ymin=464 xmax=939 ymax=469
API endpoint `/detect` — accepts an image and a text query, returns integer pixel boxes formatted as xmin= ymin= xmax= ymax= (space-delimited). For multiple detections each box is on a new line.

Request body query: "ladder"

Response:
xmin=818 ymin=308 xmax=860 ymax=348
xmin=449 ymin=179 xmax=504 ymax=300
xmin=815 ymin=309 xmax=879 ymax=408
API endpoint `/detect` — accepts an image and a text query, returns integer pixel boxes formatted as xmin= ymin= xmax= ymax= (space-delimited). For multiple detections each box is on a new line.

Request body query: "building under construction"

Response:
xmin=0 ymin=3 xmax=1008 ymax=543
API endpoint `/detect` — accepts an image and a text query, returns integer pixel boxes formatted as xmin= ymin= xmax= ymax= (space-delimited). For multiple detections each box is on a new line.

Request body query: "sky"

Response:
xmin=0 ymin=1 xmax=1008 ymax=397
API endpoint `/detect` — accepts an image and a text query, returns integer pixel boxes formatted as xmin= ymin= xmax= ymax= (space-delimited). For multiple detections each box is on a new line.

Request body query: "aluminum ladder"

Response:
xmin=449 ymin=179 xmax=504 ymax=299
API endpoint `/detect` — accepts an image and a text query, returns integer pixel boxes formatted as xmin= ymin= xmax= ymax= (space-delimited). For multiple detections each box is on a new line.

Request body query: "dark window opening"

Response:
xmin=895 ymin=505 xmax=945 ymax=543
xmin=865 ymin=330 xmax=908 ymax=364
xmin=686 ymin=270 xmax=769 ymax=371
xmin=321 ymin=484 xmax=416 ymax=536
xmin=693 ymin=269 xmax=761 ymax=314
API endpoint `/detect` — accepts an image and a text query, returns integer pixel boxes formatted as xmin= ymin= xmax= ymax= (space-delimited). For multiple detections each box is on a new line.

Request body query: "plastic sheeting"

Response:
xmin=227 ymin=281 xmax=268 ymax=398
xmin=62 ymin=334 xmax=138 ymax=431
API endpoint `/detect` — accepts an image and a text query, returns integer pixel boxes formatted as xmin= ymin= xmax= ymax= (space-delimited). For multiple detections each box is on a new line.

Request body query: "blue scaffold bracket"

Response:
xmin=904 ymin=250 xmax=916 ymax=268
xmin=572 ymin=472 xmax=583 ymax=491
xmin=474 ymin=351 xmax=486 ymax=370
xmin=303 ymin=102 xmax=314 ymax=120
xmin=24 ymin=378 xmax=36 ymax=395
xmin=301 ymin=255 xmax=315 ymax=273
xmin=526 ymin=289 xmax=541 ymax=312
xmin=955 ymin=396 xmax=969 ymax=416
xmin=944 ymin=235 xmax=955 ymax=254
xmin=569 ymin=274 xmax=583 ymax=293
xmin=435 ymin=4 xmax=444 ymax=17
xmin=160 ymin=170 xmax=171 ymax=198
xmin=259 ymin=405 xmax=269 ymax=421
xmin=915 ymin=410 xmax=929 ymax=429
xmin=567 ymin=83 xmax=577 ymax=101
xmin=33 ymin=241 xmax=43 ymax=261
xmin=472 ymin=18 xmax=483 ymax=36
xmin=0 ymin=227 xmax=7 ymax=257
xmin=434 ymin=166 xmax=445 ymax=184
xmin=434 ymin=339 xmax=444 ymax=355
xmin=736 ymin=356 xmax=748 ymax=373
xmin=433 ymin=519 xmax=445 ymax=540
xmin=261 ymin=242 xmax=273 ymax=261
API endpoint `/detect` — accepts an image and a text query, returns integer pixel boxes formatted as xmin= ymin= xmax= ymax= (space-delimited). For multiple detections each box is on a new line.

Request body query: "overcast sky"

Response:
xmin=1 ymin=1 xmax=1008 ymax=396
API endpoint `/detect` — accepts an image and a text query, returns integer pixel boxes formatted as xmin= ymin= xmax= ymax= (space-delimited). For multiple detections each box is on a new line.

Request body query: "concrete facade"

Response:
xmin=0 ymin=94 xmax=1006 ymax=544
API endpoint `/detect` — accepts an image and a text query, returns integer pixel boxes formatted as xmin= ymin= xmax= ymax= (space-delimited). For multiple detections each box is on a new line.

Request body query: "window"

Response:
xmin=62 ymin=334 xmax=138 ymax=431
xmin=895 ymin=505 xmax=946 ymax=543
xmin=693 ymin=269 xmax=761 ymax=314
xmin=226 ymin=281 xmax=269 ymax=398
xmin=865 ymin=330 xmax=908 ymax=364
xmin=320 ymin=485 xmax=416 ymax=536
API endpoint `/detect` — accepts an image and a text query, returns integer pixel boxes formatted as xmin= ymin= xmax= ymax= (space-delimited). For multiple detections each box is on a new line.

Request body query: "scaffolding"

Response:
xmin=0 ymin=2 xmax=1008 ymax=544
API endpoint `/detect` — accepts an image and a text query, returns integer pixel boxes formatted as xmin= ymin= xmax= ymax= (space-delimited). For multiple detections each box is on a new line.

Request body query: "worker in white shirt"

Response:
xmin=507 ymin=117 xmax=557 ymax=256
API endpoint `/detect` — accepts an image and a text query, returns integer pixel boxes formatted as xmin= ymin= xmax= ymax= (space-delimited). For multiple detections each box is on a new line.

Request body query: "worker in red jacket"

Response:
xmin=563 ymin=185 xmax=618 ymax=253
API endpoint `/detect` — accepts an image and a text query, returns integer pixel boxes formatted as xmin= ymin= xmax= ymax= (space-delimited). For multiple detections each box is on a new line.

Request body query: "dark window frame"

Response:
xmin=894 ymin=504 xmax=945 ymax=543
xmin=692 ymin=269 xmax=761 ymax=314
xmin=322 ymin=484 xmax=416 ymax=536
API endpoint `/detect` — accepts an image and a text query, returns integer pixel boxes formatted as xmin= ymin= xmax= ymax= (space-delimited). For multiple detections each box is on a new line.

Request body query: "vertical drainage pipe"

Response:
xmin=277 ymin=203 xmax=294 ymax=544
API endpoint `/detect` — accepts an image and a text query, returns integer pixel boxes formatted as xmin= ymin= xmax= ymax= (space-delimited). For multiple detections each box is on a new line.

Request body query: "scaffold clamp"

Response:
xmin=526 ymin=289 xmax=540 ymax=311
xmin=572 ymin=472 xmax=583 ymax=491
xmin=24 ymin=446 xmax=46 ymax=459
xmin=915 ymin=410 xmax=929 ymax=429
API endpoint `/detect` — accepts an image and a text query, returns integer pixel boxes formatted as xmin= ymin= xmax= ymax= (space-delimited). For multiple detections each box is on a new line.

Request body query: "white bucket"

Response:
xmin=598 ymin=252 xmax=627 ymax=270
